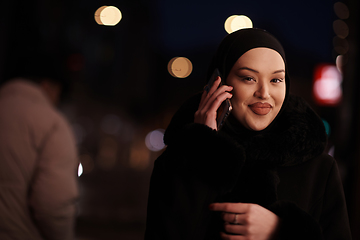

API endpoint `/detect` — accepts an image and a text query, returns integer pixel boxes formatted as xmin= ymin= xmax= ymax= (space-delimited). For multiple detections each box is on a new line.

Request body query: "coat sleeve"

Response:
xmin=269 ymin=201 xmax=323 ymax=240
xmin=145 ymin=123 xmax=245 ymax=240
xmin=145 ymin=150 xmax=221 ymax=240
xmin=319 ymin=159 xmax=352 ymax=239
xmin=270 ymin=158 xmax=352 ymax=240
xmin=29 ymin=117 xmax=79 ymax=240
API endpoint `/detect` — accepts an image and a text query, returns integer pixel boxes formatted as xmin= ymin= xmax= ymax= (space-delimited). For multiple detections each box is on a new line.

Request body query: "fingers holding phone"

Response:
xmin=195 ymin=72 xmax=233 ymax=131
xmin=199 ymin=76 xmax=223 ymax=109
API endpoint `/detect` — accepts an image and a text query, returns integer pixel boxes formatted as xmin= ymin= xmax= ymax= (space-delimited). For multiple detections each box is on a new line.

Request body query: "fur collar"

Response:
xmin=162 ymin=93 xmax=327 ymax=212
xmin=164 ymin=93 xmax=327 ymax=168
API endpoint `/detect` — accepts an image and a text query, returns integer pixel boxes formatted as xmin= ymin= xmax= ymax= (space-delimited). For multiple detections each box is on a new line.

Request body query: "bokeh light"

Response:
xmin=224 ymin=15 xmax=252 ymax=34
xmin=145 ymin=129 xmax=166 ymax=152
xmin=224 ymin=15 xmax=238 ymax=33
xmin=322 ymin=119 xmax=331 ymax=136
xmin=333 ymin=19 xmax=349 ymax=39
xmin=167 ymin=57 xmax=193 ymax=78
xmin=334 ymin=2 xmax=349 ymax=19
xmin=94 ymin=6 xmax=122 ymax=26
xmin=336 ymin=55 xmax=345 ymax=73
xmin=313 ymin=64 xmax=342 ymax=106
xmin=94 ymin=6 xmax=107 ymax=25
xmin=78 ymin=163 xmax=83 ymax=177
xmin=333 ymin=36 xmax=349 ymax=55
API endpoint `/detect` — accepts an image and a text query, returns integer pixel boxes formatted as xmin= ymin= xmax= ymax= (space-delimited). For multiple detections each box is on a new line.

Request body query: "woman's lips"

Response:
xmin=249 ymin=102 xmax=272 ymax=115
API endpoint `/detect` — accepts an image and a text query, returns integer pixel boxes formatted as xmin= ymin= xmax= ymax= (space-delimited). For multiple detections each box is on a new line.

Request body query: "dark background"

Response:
xmin=0 ymin=0 xmax=359 ymax=239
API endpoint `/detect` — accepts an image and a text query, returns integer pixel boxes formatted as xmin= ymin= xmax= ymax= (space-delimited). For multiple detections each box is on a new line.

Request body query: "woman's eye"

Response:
xmin=242 ymin=77 xmax=255 ymax=82
xmin=271 ymin=78 xmax=284 ymax=83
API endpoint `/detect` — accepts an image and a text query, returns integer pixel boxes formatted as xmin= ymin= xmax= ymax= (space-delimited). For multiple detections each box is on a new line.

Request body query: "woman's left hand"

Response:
xmin=209 ymin=202 xmax=279 ymax=240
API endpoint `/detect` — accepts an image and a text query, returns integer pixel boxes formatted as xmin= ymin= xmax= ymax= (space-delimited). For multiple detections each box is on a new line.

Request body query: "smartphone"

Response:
xmin=205 ymin=68 xmax=232 ymax=130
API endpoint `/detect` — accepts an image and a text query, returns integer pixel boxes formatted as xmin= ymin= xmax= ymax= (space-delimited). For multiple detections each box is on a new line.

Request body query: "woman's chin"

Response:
xmin=246 ymin=121 xmax=271 ymax=131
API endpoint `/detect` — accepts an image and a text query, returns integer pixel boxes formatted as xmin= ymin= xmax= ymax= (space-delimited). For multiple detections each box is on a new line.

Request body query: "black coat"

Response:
xmin=145 ymin=93 xmax=352 ymax=240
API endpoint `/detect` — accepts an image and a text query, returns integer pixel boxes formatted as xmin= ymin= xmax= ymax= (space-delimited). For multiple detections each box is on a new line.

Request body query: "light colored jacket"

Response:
xmin=0 ymin=79 xmax=79 ymax=240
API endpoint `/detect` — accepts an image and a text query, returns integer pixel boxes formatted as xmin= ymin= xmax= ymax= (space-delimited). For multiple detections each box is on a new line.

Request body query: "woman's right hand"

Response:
xmin=194 ymin=77 xmax=233 ymax=130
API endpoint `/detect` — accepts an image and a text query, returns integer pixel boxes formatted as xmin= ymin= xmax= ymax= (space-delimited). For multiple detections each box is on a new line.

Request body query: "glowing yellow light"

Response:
xmin=224 ymin=15 xmax=253 ymax=34
xmin=95 ymin=6 xmax=107 ymax=25
xmin=94 ymin=6 xmax=122 ymax=26
xmin=224 ymin=15 xmax=238 ymax=34
xmin=167 ymin=57 xmax=193 ymax=78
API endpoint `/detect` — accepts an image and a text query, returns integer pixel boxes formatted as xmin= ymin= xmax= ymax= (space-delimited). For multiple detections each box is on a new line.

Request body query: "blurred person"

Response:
xmin=145 ymin=28 xmax=351 ymax=239
xmin=0 ymin=58 xmax=79 ymax=239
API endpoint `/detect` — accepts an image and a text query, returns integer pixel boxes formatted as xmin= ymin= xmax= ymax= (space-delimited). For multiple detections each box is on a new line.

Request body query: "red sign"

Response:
xmin=313 ymin=64 xmax=342 ymax=106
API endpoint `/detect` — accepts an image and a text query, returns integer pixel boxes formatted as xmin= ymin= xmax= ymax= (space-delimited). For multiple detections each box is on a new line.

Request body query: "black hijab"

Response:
xmin=207 ymin=28 xmax=290 ymax=136
xmin=208 ymin=28 xmax=289 ymax=91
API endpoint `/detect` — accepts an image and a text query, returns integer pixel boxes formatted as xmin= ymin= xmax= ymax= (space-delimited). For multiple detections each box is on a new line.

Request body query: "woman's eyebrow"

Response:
xmin=237 ymin=67 xmax=259 ymax=73
xmin=273 ymin=69 xmax=285 ymax=74
xmin=237 ymin=67 xmax=285 ymax=74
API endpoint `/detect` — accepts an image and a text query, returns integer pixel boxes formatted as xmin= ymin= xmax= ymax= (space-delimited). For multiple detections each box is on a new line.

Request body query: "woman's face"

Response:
xmin=226 ymin=47 xmax=286 ymax=131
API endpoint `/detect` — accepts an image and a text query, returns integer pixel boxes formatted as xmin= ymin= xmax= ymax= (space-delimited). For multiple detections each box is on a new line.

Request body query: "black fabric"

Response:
xmin=162 ymin=93 xmax=328 ymax=216
xmin=165 ymin=93 xmax=327 ymax=168
xmin=145 ymin=94 xmax=352 ymax=240
xmin=269 ymin=201 xmax=323 ymax=240
xmin=221 ymin=94 xmax=327 ymax=167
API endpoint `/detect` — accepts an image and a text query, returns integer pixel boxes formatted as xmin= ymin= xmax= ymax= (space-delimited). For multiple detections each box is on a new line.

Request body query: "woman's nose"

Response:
xmin=254 ymin=83 xmax=270 ymax=99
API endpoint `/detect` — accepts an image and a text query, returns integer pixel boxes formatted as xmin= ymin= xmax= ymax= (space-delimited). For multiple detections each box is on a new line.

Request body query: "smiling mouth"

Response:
xmin=249 ymin=102 xmax=272 ymax=115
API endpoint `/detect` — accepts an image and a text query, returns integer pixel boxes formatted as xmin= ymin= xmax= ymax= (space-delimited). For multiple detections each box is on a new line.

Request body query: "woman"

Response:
xmin=145 ymin=28 xmax=351 ymax=240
